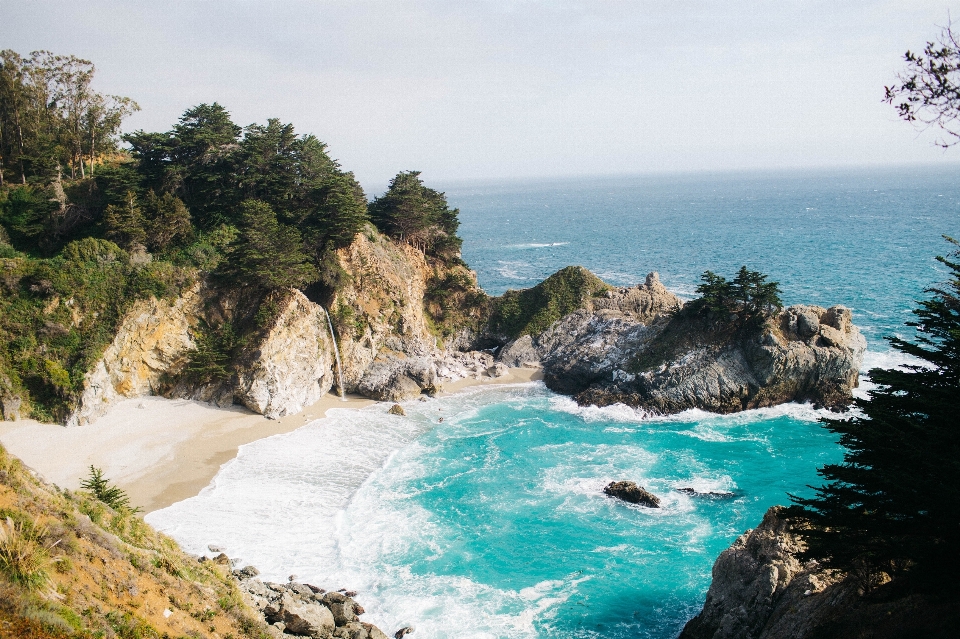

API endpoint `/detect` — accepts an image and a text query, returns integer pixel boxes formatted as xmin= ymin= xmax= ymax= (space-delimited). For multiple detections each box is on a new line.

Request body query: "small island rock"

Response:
xmin=603 ymin=481 xmax=660 ymax=508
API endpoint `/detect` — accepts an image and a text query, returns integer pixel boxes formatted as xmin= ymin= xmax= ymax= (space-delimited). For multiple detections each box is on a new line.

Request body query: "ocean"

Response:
xmin=147 ymin=165 xmax=959 ymax=638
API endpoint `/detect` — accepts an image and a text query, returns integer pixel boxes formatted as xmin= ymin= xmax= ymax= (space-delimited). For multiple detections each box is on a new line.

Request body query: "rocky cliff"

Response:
xmin=64 ymin=233 xmax=866 ymax=424
xmin=679 ymin=507 xmax=958 ymax=639
xmin=66 ymin=284 xmax=203 ymax=427
xmin=496 ymin=272 xmax=866 ymax=414
xmin=66 ymin=226 xmax=498 ymax=424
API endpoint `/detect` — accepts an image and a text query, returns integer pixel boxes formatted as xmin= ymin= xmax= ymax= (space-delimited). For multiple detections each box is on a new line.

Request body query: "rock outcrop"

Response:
xmin=328 ymin=228 xmax=498 ymax=401
xmin=232 ymin=289 xmax=337 ymax=419
xmin=66 ymin=284 xmax=203 ymax=427
xmin=65 ymin=243 xmax=865 ymax=425
xmin=235 ymin=571 xmax=390 ymax=639
xmin=66 ymin=226 xmax=499 ymax=425
xmin=603 ymin=480 xmax=661 ymax=507
xmin=498 ymin=272 xmax=866 ymax=414
xmin=679 ymin=507 xmax=959 ymax=639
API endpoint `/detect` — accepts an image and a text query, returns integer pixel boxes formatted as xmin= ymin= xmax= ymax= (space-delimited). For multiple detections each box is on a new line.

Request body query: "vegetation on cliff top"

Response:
xmin=786 ymin=22 xmax=960 ymax=600
xmin=486 ymin=266 xmax=610 ymax=339
xmin=0 ymin=48 xmax=470 ymax=421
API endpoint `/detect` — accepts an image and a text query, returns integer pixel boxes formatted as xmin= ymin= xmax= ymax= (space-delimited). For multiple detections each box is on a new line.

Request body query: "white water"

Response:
xmin=323 ymin=307 xmax=346 ymax=400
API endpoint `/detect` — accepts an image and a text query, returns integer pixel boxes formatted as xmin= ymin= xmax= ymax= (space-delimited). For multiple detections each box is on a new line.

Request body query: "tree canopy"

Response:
xmin=791 ymin=238 xmax=960 ymax=591
xmin=885 ymin=21 xmax=960 ymax=148
xmin=368 ymin=170 xmax=462 ymax=260
xmin=0 ymin=49 xmax=139 ymax=183
xmin=692 ymin=266 xmax=783 ymax=322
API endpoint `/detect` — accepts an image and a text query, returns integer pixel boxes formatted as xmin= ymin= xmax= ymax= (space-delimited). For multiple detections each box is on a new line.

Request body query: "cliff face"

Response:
xmin=498 ymin=273 xmax=866 ymax=414
xmin=66 ymin=284 xmax=203 ymax=427
xmin=328 ymin=228 xmax=497 ymax=402
xmin=680 ymin=507 xmax=959 ymax=639
xmin=232 ymin=289 xmax=337 ymax=419
xmin=66 ymin=227 xmax=496 ymax=424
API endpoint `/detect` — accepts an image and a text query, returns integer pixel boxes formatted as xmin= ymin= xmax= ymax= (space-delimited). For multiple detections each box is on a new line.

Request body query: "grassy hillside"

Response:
xmin=486 ymin=266 xmax=611 ymax=340
xmin=0 ymin=444 xmax=269 ymax=639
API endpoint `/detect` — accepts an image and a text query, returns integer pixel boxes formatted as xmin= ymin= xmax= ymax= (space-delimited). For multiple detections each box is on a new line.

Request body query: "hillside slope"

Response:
xmin=0 ymin=443 xmax=272 ymax=638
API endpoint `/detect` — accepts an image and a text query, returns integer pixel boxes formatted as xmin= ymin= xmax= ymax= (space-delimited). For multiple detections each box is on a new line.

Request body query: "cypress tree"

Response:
xmin=222 ymin=199 xmax=317 ymax=290
xmin=791 ymin=237 xmax=960 ymax=590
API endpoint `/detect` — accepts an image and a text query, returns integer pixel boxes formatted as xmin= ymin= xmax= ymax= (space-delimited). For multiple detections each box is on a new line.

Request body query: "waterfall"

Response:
xmin=322 ymin=307 xmax=346 ymax=401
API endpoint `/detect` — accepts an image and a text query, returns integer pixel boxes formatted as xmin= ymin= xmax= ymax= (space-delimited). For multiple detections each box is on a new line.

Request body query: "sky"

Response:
xmin=3 ymin=0 xmax=960 ymax=192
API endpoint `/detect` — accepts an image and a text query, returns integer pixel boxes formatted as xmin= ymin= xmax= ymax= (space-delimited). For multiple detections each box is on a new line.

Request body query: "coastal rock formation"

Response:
xmin=494 ymin=271 xmax=682 ymax=371
xmin=330 ymin=228 xmax=495 ymax=400
xmin=603 ymin=480 xmax=661 ymax=507
xmin=499 ymin=272 xmax=866 ymax=414
xmin=679 ymin=507 xmax=834 ymax=639
xmin=66 ymin=227 xmax=499 ymax=424
xmin=236 ymin=573 xmax=389 ymax=639
xmin=233 ymin=289 xmax=337 ymax=419
xmin=330 ymin=229 xmax=437 ymax=392
xmin=66 ymin=284 xmax=203 ymax=427
xmin=679 ymin=507 xmax=959 ymax=639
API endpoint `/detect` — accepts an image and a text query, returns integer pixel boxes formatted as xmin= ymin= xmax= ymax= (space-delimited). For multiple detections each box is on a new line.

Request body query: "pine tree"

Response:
xmin=103 ymin=191 xmax=146 ymax=249
xmin=369 ymin=170 xmax=462 ymax=258
xmin=222 ymin=199 xmax=317 ymax=290
xmin=791 ymin=237 xmax=960 ymax=590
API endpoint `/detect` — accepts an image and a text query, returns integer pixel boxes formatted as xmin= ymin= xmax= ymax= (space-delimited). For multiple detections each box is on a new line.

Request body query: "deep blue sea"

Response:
xmin=148 ymin=166 xmax=959 ymax=639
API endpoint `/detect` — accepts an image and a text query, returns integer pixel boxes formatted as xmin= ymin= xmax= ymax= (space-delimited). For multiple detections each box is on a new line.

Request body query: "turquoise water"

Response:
xmin=148 ymin=166 xmax=959 ymax=638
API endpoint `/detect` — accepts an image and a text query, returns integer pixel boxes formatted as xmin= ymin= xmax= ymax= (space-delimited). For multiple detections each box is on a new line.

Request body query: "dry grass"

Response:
xmin=0 ymin=443 xmax=271 ymax=638
xmin=0 ymin=516 xmax=51 ymax=591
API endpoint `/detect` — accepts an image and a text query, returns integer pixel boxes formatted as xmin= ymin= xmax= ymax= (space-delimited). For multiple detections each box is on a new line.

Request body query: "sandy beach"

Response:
xmin=0 ymin=368 xmax=541 ymax=513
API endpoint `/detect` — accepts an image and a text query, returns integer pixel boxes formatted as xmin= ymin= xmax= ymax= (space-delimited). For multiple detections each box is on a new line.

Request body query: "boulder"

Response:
xmin=388 ymin=403 xmax=406 ymax=416
xmin=498 ymin=335 xmax=541 ymax=368
xmin=603 ymin=481 xmax=660 ymax=508
xmin=233 ymin=565 xmax=260 ymax=580
xmin=487 ymin=362 xmax=509 ymax=378
xmin=325 ymin=596 xmax=359 ymax=625
xmin=280 ymin=591 xmax=335 ymax=637
xmin=796 ymin=308 xmax=820 ymax=339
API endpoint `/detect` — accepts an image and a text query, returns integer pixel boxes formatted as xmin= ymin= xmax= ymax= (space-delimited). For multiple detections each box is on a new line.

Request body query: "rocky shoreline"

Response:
xmin=679 ymin=507 xmax=959 ymax=639
xmin=200 ymin=551 xmax=398 ymax=639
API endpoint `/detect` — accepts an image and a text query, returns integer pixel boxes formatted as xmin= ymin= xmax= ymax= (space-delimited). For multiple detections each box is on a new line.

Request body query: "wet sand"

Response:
xmin=0 ymin=368 xmax=542 ymax=513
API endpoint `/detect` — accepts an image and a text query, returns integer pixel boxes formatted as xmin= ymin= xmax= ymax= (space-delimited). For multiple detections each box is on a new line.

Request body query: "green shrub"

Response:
xmin=80 ymin=466 xmax=139 ymax=513
xmin=487 ymin=266 xmax=610 ymax=339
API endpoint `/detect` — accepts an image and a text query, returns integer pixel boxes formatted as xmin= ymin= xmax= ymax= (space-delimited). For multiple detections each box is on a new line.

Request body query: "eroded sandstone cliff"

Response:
xmin=66 ymin=226 xmax=497 ymax=424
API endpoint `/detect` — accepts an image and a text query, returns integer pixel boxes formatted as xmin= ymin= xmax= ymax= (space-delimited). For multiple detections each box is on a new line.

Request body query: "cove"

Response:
xmin=147 ymin=383 xmax=843 ymax=638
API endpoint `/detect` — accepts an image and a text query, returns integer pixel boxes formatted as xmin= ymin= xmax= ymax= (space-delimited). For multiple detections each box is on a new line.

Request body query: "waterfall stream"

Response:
xmin=322 ymin=307 xmax=346 ymax=400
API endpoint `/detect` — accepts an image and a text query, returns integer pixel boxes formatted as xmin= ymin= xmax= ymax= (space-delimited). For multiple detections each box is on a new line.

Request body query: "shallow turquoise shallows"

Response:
xmin=147 ymin=166 xmax=960 ymax=638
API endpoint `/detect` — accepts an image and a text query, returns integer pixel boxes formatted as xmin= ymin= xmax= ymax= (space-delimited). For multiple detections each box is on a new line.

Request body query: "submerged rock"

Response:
xmin=676 ymin=488 xmax=736 ymax=498
xmin=603 ymin=481 xmax=661 ymax=508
